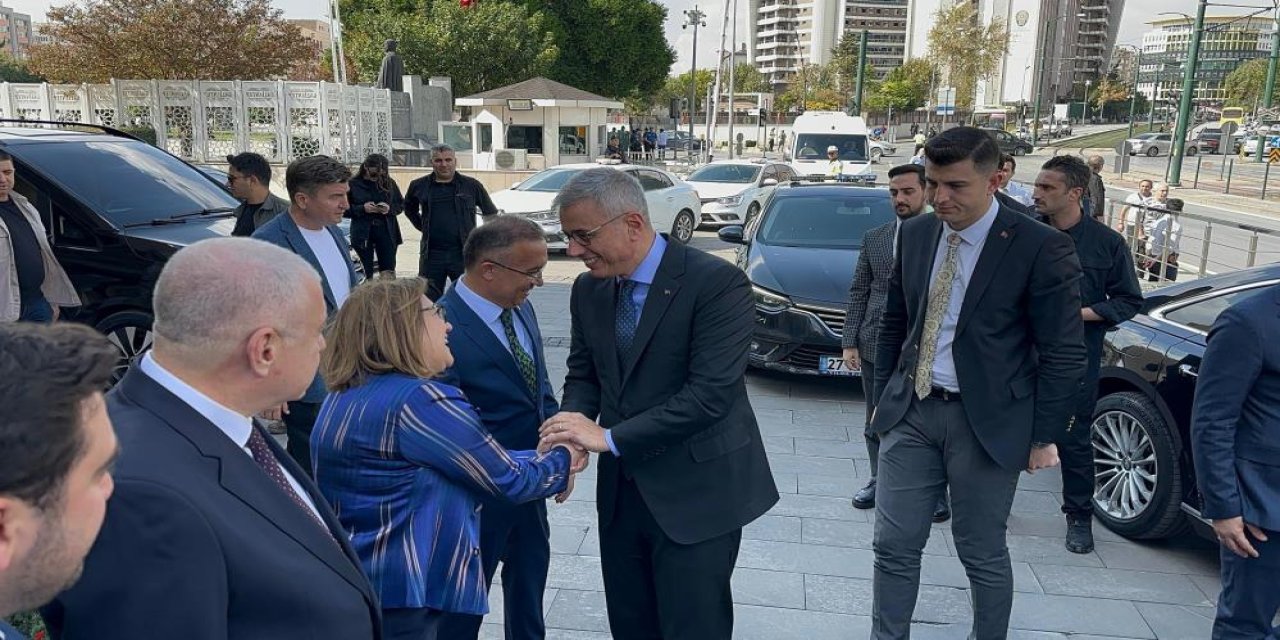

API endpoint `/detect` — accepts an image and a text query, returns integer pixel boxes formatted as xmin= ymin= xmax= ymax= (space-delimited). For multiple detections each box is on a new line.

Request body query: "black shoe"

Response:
xmin=932 ymin=499 xmax=951 ymax=523
xmin=852 ymin=479 xmax=876 ymax=509
xmin=1065 ymin=515 xmax=1095 ymax=554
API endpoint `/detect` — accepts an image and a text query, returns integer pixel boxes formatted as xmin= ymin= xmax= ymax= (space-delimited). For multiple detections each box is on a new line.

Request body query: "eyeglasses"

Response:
xmin=564 ymin=213 xmax=628 ymax=247
xmin=421 ymin=304 xmax=446 ymax=320
xmin=486 ymin=260 xmax=544 ymax=282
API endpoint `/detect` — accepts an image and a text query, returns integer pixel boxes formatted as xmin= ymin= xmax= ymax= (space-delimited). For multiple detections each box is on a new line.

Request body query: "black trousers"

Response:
xmin=438 ymin=500 xmax=551 ymax=640
xmin=383 ymin=607 xmax=443 ymax=640
xmin=1060 ymin=335 xmax=1104 ymax=517
xmin=1214 ymin=529 xmax=1280 ymax=639
xmin=283 ymin=400 xmax=321 ymax=479
xmin=859 ymin=359 xmax=881 ymax=478
xmin=354 ymin=222 xmax=398 ymax=275
xmin=420 ymin=248 xmax=464 ymax=301
xmin=600 ymin=476 xmax=741 ymax=640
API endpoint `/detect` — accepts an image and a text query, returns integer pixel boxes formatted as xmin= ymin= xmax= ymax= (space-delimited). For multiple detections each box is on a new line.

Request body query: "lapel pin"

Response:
xmin=664 ymin=289 xmax=672 ymax=295
xmin=1000 ymin=230 xmax=1009 ymax=239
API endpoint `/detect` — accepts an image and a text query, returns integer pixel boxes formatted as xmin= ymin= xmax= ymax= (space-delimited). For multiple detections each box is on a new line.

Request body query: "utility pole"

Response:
xmin=727 ymin=0 xmax=738 ymax=159
xmin=853 ymin=30 xmax=868 ymax=115
xmin=1149 ymin=75 xmax=1159 ymax=130
xmin=1254 ymin=4 xmax=1278 ymax=163
xmin=1168 ymin=0 xmax=1206 ymax=187
xmin=329 ymin=0 xmax=347 ymax=84
xmin=1031 ymin=13 xmax=1054 ymax=144
xmin=706 ymin=0 xmax=731 ymax=162
xmin=683 ymin=7 xmax=706 ymax=162
xmin=1127 ymin=46 xmax=1142 ymax=141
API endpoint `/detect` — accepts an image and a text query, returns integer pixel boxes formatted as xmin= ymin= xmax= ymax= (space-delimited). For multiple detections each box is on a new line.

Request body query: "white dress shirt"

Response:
xmin=1147 ymin=213 xmax=1183 ymax=258
xmin=926 ymin=197 xmax=1000 ymax=392
xmin=138 ymin=353 xmax=322 ymax=519
xmin=1002 ymin=181 xmax=1035 ymax=207
xmin=453 ymin=277 xmax=534 ymax=356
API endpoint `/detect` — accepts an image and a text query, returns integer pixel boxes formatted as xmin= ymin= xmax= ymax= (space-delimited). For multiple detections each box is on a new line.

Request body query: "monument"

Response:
xmin=376 ymin=40 xmax=404 ymax=92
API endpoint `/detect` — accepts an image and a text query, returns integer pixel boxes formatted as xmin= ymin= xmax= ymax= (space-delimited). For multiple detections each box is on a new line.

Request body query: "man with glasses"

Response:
xmin=539 ymin=168 xmax=778 ymax=640
xmin=228 ymin=152 xmax=290 ymax=237
xmin=437 ymin=215 xmax=563 ymax=640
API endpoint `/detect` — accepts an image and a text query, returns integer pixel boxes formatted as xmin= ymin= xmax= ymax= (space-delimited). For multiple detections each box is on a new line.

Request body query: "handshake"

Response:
xmin=537 ymin=412 xmax=605 ymax=503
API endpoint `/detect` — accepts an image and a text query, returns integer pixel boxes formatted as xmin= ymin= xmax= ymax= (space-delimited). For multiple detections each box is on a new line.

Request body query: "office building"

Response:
xmin=1138 ymin=15 xmax=1274 ymax=106
xmin=748 ymin=0 xmax=908 ymax=90
xmin=289 ymin=19 xmax=333 ymax=53
xmin=0 ymin=3 xmax=34 ymax=60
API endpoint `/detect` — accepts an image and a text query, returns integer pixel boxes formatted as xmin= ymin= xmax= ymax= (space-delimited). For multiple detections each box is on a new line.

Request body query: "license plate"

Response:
xmin=818 ymin=355 xmax=859 ymax=377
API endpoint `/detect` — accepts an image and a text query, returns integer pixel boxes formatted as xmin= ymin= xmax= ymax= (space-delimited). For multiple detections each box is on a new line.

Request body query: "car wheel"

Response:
xmin=96 ymin=310 xmax=155 ymax=385
xmin=871 ymin=147 xmax=883 ymax=163
xmin=1146 ymin=147 xmax=1160 ymax=157
xmin=1186 ymin=146 xmax=1197 ymax=157
xmin=671 ymin=209 xmax=696 ymax=244
xmin=1012 ymin=146 xmax=1026 ymax=156
xmin=1090 ymin=391 xmax=1188 ymax=539
xmin=746 ymin=201 xmax=761 ymax=225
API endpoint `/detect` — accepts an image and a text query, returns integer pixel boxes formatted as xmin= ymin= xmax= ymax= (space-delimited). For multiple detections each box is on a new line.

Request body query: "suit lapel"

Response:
xmin=281 ymin=215 xmax=338 ymax=310
xmin=621 ymin=241 xmax=685 ymax=386
xmin=443 ymin=289 xmax=530 ymax=399
xmin=956 ymin=208 xmax=1018 ymax=336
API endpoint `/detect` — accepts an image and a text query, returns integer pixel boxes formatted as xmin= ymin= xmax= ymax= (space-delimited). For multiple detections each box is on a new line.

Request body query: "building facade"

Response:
xmin=0 ymin=3 xmax=34 ymax=60
xmin=1138 ymin=15 xmax=1274 ymax=106
xmin=749 ymin=0 xmax=908 ymax=90
xmin=288 ymin=19 xmax=333 ymax=53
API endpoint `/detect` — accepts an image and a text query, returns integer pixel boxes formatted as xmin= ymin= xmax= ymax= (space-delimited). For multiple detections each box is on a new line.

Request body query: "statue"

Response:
xmin=376 ymin=39 xmax=404 ymax=92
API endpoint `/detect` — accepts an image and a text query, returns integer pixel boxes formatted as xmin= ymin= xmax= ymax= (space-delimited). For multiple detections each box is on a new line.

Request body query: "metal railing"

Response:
xmin=1118 ymin=152 xmax=1280 ymax=201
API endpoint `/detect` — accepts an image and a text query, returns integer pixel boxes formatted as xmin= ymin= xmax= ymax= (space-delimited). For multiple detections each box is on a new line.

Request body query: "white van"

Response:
xmin=786 ymin=111 xmax=876 ymax=182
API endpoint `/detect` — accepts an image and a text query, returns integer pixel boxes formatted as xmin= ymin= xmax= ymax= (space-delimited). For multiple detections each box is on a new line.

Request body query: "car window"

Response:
xmin=760 ymin=166 xmax=777 ymax=183
xmin=516 ymin=168 xmax=582 ymax=192
xmin=1157 ymin=135 xmax=1171 ymax=141
xmin=775 ymin=166 xmax=795 ymax=182
xmin=755 ymin=194 xmax=895 ymax=249
xmin=634 ymin=170 xmax=672 ymax=191
xmin=1161 ymin=284 xmax=1279 ymax=333
xmin=687 ymin=164 xmax=760 ymax=183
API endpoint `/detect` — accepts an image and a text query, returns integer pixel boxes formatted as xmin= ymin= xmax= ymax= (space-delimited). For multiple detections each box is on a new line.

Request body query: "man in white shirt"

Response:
xmin=1146 ymin=197 xmax=1184 ymax=282
xmin=656 ymin=128 xmax=669 ymax=160
xmin=1116 ymin=179 xmax=1153 ymax=248
xmin=253 ymin=156 xmax=359 ymax=473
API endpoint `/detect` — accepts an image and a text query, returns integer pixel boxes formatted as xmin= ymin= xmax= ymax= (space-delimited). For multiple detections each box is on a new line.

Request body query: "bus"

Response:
xmin=1220 ymin=107 xmax=1245 ymax=128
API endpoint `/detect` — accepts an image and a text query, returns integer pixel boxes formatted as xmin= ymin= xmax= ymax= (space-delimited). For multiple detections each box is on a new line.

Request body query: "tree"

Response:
xmin=0 ymin=54 xmax=43 ymax=83
xmin=530 ymin=0 xmax=675 ymax=101
xmin=1223 ymin=58 xmax=1279 ymax=108
xmin=657 ymin=69 xmax=715 ymax=111
xmin=866 ymin=58 xmax=933 ymax=113
xmin=733 ymin=63 xmax=769 ymax=94
xmin=925 ymin=2 xmax=1008 ymax=110
xmin=1090 ymin=75 xmax=1130 ymax=114
xmin=29 ymin=0 xmax=314 ymax=83
xmin=776 ymin=64 xmax=843 ymax=112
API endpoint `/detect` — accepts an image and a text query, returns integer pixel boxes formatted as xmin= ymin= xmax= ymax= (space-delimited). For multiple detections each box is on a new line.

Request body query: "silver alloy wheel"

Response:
xmin=674 ymin=210 xmax=695 ymax=243
xmin=106 ymin=325 xmax=153 ymax=382
xmin=1092 ymin=410 xmax=1159 ymax=521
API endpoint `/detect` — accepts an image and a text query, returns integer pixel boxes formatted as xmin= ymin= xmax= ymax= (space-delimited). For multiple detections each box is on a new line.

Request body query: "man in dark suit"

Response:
xmin=1191 ymin=286 xmax=1280 ymax=639
xmin=539 ymin=168 xmax=778 ymax=640
xmin=437 ymin=216 xmax=562 ymax=640
xmin=253 ymin=155 xmax=360 ymax=474
xmin=871 ymin=127 xmax=1086 ymax=640
xmin=42 ymin=238 xmax=380 ymax=639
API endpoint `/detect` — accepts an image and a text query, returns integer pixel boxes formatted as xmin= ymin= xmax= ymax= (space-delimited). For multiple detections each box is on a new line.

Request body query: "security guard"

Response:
xmin=826 ymin=145 xmax=844 ymax=179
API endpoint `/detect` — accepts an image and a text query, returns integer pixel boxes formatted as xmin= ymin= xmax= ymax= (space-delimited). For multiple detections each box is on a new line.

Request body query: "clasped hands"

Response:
xmin=537 ymin=412 xmax=604 ymax=503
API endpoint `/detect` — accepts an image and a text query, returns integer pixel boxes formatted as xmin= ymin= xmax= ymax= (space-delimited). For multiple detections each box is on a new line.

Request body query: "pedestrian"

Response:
xmin=43 ymin=238 xmax=380 ymax=639
xmin=0 ymin=323 xmax=118 ymax=640
xmin=1145 ymin=197 xmax=1183 ymax=282
xmin=1085 ymin=155 xmax=1106 ymax=221
xmin=843 ymin=164 xmax=948 ymax=523
xmin=435 ymin=216 xmax=565 ymax=640
xmin=910 ymin=123 xmax=919 ymax=137
xmin=1117 ymin=179 xmax=1154 ymax=248
xmin=346 ymin=153 xmax=404 ymax=279
xmin=253 ymin=155 xmax=360 ymax=474
xmin=910 ymin=146 xmax=926 ymax=166
xmin=605 ymin=136 xmax=625 ymax=161
xmin=870 ymin=127 xmax=1086 ymax=640
xmin=228 ymin=152 xmax=290 ymax=237
xmin=913 ymin=129 xmax=927 ymax=154
xmin=1033 ymin=156 xmax=1143 ymax=554
xmin=312 ymin=277 xmax=585 ymax=640
xmin=767 ymin=128 xmax=776 ymax=153
xmin=995 ymin=153 xmax=1035 ymax=214
xmin=826 ymin=145 xmax=845 ymax=178
xmin=538 ymin=168 xmax=778 ymax=640
xmin=1190 ymin=284 xmax=1280 ymax=640
xmin=657 ymin=127 xmax=669 ymax=160
xmin=404 ymin=144 xmax=499 ymax=300
xmin=0 ymin=151 xmax=79 ymax=323
xmin=644 ymin=127 xmax=657 ymax=161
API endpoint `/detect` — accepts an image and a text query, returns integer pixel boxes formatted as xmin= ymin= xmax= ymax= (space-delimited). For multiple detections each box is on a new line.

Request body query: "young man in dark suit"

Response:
xmin=437 ymin=216 xmax=562 ymax=640
xmin=1192 ymin=287 xmax=1280 ymax=639
xmin=870 ymin=127 xmax=1087 ymax=640
xmin=539 ymin=168 xmax=778 ymax=640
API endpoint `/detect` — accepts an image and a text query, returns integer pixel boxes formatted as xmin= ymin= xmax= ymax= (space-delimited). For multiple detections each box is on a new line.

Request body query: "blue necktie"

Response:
xmin=616 ymin=279 xmax=639 ymax=356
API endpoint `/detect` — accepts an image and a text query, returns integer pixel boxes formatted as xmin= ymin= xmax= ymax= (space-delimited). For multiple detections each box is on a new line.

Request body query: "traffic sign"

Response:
xmin=1269 ymin=147 xmax=1280 ymax=164
xmin=935 ymin=87 xmax=956 ymax=116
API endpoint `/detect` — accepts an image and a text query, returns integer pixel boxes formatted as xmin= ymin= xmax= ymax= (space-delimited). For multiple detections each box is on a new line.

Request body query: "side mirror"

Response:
xmin=509 ymin=181 xmax=522 ymax=189
xmin=718 ymin=225 xmax=746 ymax=245
xmin=762 ymin=178 xmax=778 ymax=187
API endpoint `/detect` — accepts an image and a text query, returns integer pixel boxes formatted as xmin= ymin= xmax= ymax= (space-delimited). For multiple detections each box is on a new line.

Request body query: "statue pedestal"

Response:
xmin=397 ymin=75 xmax=453 ymax=144
xmin=390 ymin=91 xmax=413 ymax=140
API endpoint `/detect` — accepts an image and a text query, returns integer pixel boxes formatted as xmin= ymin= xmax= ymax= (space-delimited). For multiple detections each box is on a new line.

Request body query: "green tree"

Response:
xmin=533 ymin=0 xmax=674 ymax=100
xmin=776 ymin=64 xmax=843 ymax=112
xmin=1223 ymin=58 xmax=1279 ymax=108
xmin=1090 ymin=75 xmax=1130 ymax=114
xmin=733 ymin=62 xmax=770 ymax=94
xmin=866 ymin=58 xmax=933 ymax=113
xmin=0 ymin=53 xmax=43 ymax=82
xmin=925 ymin=2 xmax=1008 ymax=110
xmin=658 ymin=69 xmax=715 ymax=111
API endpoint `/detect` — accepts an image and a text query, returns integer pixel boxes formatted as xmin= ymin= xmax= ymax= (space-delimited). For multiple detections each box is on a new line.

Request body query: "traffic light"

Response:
xmin=669 ymin=98 xmax=680 ymax=120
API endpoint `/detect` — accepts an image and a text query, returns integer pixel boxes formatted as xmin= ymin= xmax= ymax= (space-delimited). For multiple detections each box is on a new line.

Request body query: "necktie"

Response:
xmin=915 ymin=232 xmax=963 ymax=399
xmin=246 ymin=426 xmax=335 ymax=542
xmin=616 ymin=279 xmax=639 ymax=356
xmin=500 ymin=309 xmax=538 ymax=395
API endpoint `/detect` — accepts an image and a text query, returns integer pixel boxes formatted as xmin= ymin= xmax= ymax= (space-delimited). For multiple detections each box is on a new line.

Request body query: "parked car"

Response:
xmin=1127 ymin=132 xmax=1173 ymax=157
xmin=1093 ymin=265 xmax=1280 ymax=541
xmin=665 ymin=130 xmax=703 ymax=152
xmin=981 ymin=128 xmax=1034 ymax=156
xmin=868 ymin=138 xmax=897 ymax=162
xmin=716 ymin=183 xmax=895 ymax=377
xmin=684 ymin=160 xmax=794 ymax=228
xmin=1239 ymin=134 xmax=1279 ymax=157
xmin=1187 ymin=130 xmax=1222 ymax=155
xmin=489 ymin=162 xmax=702 ymax=247
xmin=0 ymin=122 xmax=237 ymax=381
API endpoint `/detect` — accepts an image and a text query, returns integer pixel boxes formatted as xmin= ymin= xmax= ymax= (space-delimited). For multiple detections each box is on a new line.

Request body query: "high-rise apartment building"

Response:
xmin=748 ymin=0 xmax=908 ymax=90
xmin=1138 ymin=15 xmax=1274 ymax=105
xmin=0 ymin=3 xmax=34 ymax=60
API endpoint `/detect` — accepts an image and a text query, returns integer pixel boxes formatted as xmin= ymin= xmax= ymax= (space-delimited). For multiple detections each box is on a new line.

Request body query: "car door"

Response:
xmin=630 ymin=168 xmax=679 ymax=234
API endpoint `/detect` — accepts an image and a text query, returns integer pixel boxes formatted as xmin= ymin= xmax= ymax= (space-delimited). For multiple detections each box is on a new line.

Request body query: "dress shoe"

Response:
xmin=1065 ymin=515 xmax=1095 ymax=554
xmin=852 ymin=479 xmax=876 ymax=509
xmin=932 ymin=498 xmax=951 ymax=523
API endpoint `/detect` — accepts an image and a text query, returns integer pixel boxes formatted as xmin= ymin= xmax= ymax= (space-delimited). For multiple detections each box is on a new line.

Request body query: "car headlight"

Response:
xmin=525 ymin=209 xmax=558 ymax=223
xmin=752 ymin=285 xmax=791 ymax=313
xmin=717 ymin=194 xmax=743 ymax=206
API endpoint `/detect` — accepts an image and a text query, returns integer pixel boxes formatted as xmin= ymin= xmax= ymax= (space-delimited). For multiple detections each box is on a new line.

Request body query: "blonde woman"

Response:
xmin=310 ymin=278 xmax=585 ymax=640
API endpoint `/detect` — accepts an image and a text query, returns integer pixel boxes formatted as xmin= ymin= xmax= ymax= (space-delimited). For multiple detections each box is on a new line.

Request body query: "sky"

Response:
xmin=10 ymin=0 xmax=1167 ymax=72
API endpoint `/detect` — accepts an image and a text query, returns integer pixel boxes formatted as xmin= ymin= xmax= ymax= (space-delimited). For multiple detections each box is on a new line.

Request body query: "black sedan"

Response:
xmin=717 ymin=184 xmax=895 ymax=377
xmin=1093 ymin=264 xmax=1280 ymax=540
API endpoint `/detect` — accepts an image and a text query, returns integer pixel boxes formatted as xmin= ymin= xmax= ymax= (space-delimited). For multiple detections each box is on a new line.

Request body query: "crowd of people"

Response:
xmin=0 ymin=126 xmax=1274 ymax=640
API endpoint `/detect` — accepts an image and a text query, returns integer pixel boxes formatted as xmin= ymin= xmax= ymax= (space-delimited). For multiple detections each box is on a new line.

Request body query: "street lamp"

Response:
xmin=1084 ymin=79 xmax=1092 ymax=123
xmin=1160 ymin=4 xmax=1206 ymax=187
xmin=683 ymin=7 xmax=706 ymax=162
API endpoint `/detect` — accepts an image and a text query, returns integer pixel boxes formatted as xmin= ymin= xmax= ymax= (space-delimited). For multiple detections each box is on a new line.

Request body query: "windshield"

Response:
xmin=756 ymin=194 xmax=894 ymax=249
xmin=687 ymin=164 xmax=760 ymax=183
xmin=11 ymin=140 xmax=237 ymax=227
xmin=793 ymin=134 xmax=868 ymax=162
xmin=515 ymin=168 xmax=582 ymax=192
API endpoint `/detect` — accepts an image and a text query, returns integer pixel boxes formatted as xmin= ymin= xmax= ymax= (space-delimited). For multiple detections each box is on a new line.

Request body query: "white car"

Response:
xmin=1127 ymin=133 xmax=1173 ymax=157
xmin=684 ymin=160 xmax=795 ymax=227
xmin=489 ymin=162 xmax=703 ymax=249
xmin=868 ymin=139 xmax=896 ymax=162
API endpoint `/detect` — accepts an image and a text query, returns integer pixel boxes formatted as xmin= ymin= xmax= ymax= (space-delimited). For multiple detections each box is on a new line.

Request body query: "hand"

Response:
xmin=51 ymin=305 xmax=60 ymax=321
xmin=540 ymin=412 xmax=609 ymax=453
xmin=378 ymin=202 xmax=391 ymax=214
xmin=555 ymin=474 xmax=575 ymax=504
xmin=843 ymin=347 xmax=860 ymax=371
xmin=1213 ymin=517 xmax=1267 ymax=558
xmin=363 ymin=202 xmax=379 ymax=214
xmin=1026 ymin=443 xmax=1060 ymax=473
xmin=259 ymin=403 xmax=289 ymax=422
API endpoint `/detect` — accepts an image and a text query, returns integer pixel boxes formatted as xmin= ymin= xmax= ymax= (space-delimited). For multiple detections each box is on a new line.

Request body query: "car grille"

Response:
xmin=783 ymin=346 xmax=840 ymax=370
xmin=700 ymin=197 xmax=718 ymax=204
xmin=795 ymin=303 xmax=844 ymax=337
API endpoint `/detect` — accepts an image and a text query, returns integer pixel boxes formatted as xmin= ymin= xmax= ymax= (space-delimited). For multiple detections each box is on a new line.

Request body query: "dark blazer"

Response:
xmin=560 ymin=238 xmax=778 ymax=545
xmin=345 ymin=177 xmax=405 ymax=247
xmin=41 ymin=368 xmax=380 ymax=640
xmin=403 ymin=172 xmax=498 ymax=255
xmin=1191 ymin=286 xmax=1280 ymax=531
xmin=231 ymin=192 xmax=292 ymax=237
xmin=437 ymin=289 xmax=558 ymax=450
xmin=841 ymin=220 xmax=895 ymax=357
xmin=995 ymin=190 xmax=1034 ymax=216
xmin=872 ymin=205 xmax=1087 ymax=471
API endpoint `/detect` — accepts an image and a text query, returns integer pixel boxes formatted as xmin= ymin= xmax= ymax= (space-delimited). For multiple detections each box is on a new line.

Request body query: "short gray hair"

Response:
xmin=552 ymin=168 xmax=649 ymax=224
xmin=1087 ymin=155 xmax=1105 ymax=170
xmin=430 ymin=143 xmax=455 ymax=157
xmin=464 ymin=215 xmax=545 ymax=269
xmin=152 ymin=238 xmax=321 ymax=361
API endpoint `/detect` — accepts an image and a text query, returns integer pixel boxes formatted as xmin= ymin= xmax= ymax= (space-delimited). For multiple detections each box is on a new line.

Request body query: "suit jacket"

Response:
xmin=42 ymin=368 xmax=381 ymax=640
xmin=345 ymin=177 xmax=405 ymax=247
xmin=231 ymin=193 xmax=291 ymax=237
xmin=871 ymin=205 xmax=1087 ymax=471
xmin=1191 ymin=286 xmax=1280 ymax=531
xmin=560 ymin=238 xmax=778 ymax=545
xmin=438 ymin=289 xmax=558 ymax=450
xmin=253 ymin=212 xmax=360 ymax=402
xmin=841 ymin=220 xmax=895 ymax=358
xmin=995 ymin=190 xmax=1034 ymax=216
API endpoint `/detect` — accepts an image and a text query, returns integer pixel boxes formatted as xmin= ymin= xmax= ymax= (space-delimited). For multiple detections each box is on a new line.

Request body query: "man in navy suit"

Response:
xmin=1191 ymin=285 xmax=1280 ymax=640
xmin=437 ymin=215 xmax=562 ymax=640
xmin=42 ymin=238 xmax=380 ymax=639
xmin=253 ymin=155 xmax=360 ymax=474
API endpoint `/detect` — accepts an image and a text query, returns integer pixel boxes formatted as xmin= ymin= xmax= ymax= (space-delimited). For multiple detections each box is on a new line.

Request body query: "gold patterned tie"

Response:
xmin=915 ymin=232 xmax=963 ymax=399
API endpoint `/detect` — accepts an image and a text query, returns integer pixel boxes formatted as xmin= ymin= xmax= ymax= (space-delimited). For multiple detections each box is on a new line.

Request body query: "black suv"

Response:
xmin=981 ymin=128 xmax=1035 ymax=156
xmin=1 ymin=122 xmax=237 ymax=378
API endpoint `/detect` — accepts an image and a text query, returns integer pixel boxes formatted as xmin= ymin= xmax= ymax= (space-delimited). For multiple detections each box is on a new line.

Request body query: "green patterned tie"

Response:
xmin=915 ymin=232 xmax=963 ymax=399
xmin=500 ymin=309 xmax=538 ymax=395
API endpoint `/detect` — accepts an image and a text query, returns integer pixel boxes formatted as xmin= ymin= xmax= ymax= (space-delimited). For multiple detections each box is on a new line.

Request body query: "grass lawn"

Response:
xmin=1048 ymin=124 xmax=1160 ymax=150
